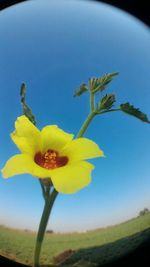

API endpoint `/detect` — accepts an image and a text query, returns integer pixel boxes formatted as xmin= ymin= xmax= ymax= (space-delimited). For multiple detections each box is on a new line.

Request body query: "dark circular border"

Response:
xmin=97 ymin=0 xmax=150 ymax=27
xmin=0 ymin=0 xmax=149 ymax=27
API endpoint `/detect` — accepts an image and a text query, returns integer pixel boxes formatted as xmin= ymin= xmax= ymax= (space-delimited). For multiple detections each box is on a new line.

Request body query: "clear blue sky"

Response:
xmin=0 ymin=0 xmax=150 ymax=232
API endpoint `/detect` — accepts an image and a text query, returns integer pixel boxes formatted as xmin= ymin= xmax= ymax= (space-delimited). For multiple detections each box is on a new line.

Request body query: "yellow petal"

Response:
xmin=41 ymin=125 xmax=74 ymax=152
xmin=2 ymin=154 xmax=33 ymax=178
xmin=61 ymin=138 xmax=104 ymax=162
xmin=1 ymin=154 xmax=51 ymax=178
xmin=50 ymin=161 xmax=94 ymax=194
xmin=11 ymin=115 xmax=41 ymax=156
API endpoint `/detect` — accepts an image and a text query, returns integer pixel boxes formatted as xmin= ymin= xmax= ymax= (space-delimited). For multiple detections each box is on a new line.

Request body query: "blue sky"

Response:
xmin=0 ymin=0 xmax=150 ymax=232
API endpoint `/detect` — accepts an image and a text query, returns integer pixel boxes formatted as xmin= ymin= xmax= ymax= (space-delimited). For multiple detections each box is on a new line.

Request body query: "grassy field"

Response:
xmin=0 ymin=213 xmax=150 ymax=266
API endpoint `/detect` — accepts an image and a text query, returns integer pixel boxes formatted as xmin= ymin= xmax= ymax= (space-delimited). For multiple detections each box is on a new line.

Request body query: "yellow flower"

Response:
xmin=2 ymin=115 xmax=104 ymax=194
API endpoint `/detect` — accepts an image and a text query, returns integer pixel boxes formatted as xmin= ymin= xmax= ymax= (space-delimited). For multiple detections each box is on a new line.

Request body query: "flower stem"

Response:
xmin=34 ymin=189 xmax=58 ymax=267
xmin=76 ymin=112 xmax=95 ymax=138
xmin=39 ymin=179 xmax=46 ymax=200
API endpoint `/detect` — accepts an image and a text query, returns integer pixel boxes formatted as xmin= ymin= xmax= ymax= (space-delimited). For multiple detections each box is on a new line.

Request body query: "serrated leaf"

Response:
xmin=120 ymin=102 xmax=150 ymax=123
xmin=74 ymin=83 xmax=88 ymax=97
xmin=20 ymin=83 xmax=36 ymax=125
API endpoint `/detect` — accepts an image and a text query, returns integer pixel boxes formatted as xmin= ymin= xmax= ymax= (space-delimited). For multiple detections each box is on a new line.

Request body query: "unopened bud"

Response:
xmin=99 ymin=94 xmax=116 ymax=110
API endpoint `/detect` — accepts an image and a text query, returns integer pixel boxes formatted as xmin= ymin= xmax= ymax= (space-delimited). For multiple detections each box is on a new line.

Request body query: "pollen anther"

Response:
xmin=34 ymin=149 xmax=68 ymax=169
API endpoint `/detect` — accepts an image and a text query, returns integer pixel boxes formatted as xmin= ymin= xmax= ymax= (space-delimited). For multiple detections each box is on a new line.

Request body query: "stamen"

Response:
xmin=34 ymin=149 xmax=68 ymax=169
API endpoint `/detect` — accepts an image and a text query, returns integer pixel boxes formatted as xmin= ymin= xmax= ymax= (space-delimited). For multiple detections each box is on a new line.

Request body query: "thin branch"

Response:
xmin=98 ymin=108 xmax=121 ymax=115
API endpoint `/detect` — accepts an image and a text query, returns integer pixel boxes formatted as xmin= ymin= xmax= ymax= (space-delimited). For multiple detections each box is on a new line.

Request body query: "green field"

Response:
xmin=0 ymin=213 xmax=150 ymax=266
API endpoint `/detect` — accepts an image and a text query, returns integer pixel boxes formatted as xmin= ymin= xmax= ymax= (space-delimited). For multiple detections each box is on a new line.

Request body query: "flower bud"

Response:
xmin=99 ymin=94 xmax=116 ymax=110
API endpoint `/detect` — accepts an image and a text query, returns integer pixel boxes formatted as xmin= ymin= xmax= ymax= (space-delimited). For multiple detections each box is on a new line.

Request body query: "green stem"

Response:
xmin=39 ymin=179 xmax=46 ymax=200
xmin=90 ymin=93 xmax=95 ymax=113
xmin=76 ymin=112 xmax=95 ymax=138
xmin=34 ymin=189 xmax=58 ymax=267
xmin=99 ymin=108 xmax=120 ymax=115
xmin=76 ymin=108 xmax=120 ymax=138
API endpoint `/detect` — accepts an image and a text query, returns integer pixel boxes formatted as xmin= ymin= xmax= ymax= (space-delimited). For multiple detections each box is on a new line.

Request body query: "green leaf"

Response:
xmin=120 ymin=102 xmax=150 ymax=123
xmin=20 ymin=83 xmax=36 ymax=125
xmin=99 ymin=94 xmax=116 ymax=111
xmin=74 ymin=83 xmax=88 ymax=97
xmin=91 ymin=72 xmax=119 ymax=93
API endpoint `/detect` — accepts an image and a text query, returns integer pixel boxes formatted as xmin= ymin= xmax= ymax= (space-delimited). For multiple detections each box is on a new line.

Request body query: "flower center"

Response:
xmin=34 ymin=149 xmax=68 ymax=169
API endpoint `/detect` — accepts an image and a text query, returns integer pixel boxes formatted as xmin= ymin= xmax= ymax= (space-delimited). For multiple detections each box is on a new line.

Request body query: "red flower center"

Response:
xmin=34 ymin=149 xmax=68 ymax=169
